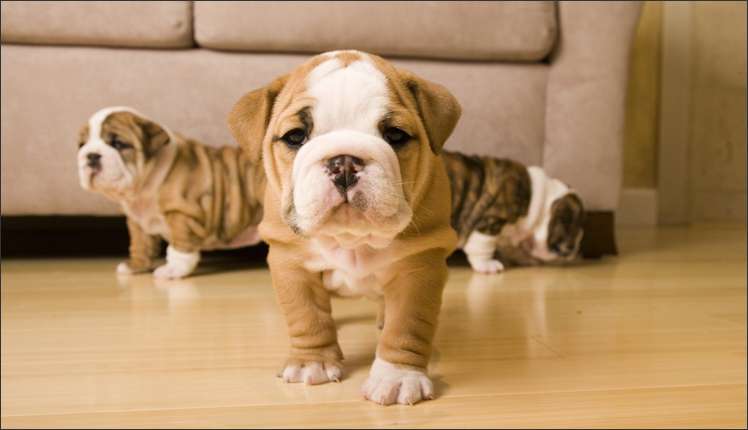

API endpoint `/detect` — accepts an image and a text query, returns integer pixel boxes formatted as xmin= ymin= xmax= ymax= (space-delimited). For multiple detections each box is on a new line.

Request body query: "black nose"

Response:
xmin=86 ymin=153 xmax=101 ymax=167
xmin=326 ymin=155 xmax=363 ymax=196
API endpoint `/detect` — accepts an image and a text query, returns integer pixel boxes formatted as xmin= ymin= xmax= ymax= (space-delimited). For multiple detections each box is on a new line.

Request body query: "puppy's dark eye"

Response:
xmin=383 ymin=127 xmax=410 ymax=147
xmin=110 ymin=136 xmax=132 ymax=151
xmin=281 ymin=128 xmax=307 ymax=148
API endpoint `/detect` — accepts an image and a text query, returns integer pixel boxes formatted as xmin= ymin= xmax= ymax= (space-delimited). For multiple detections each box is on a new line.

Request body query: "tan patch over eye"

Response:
xmin=78 ymin=125 xmax=90 ymax=148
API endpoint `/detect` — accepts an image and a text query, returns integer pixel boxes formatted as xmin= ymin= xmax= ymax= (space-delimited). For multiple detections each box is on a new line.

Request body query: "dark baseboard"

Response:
xmin=2 ymin=216 xmax=130 ymax=257
xmin=1 ymin=211 xmax=617 ymax=259
xmin=0 ymin=215 xmax=270 ymax=260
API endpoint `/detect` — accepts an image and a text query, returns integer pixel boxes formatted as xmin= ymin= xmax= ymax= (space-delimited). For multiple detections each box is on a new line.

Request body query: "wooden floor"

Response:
xmin=1 ymin=224 xmax=746 ymax=428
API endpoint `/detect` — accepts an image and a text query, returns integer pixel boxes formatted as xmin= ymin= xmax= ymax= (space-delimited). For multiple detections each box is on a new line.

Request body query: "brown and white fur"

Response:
xmin=78 ymin=107 xmax=264 ymax=279
xmin=228 ymin=50 xmax=460 ymax=405
xmin=444 ymin=151 xmax=585 ymax=274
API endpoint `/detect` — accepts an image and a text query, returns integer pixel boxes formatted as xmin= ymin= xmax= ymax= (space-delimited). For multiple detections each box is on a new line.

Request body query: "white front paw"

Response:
xmin=279 ymin=360 xmax=343 ymax=385
xmin=469 ymin=258 xmax=505 ymax=274
xmin=116 ymin=261 xmax=134 ymax=275
xmin=361 ymin=358 xmax=434 ymax=406
xmin=153 ymin=263 xmax=192 ymax=279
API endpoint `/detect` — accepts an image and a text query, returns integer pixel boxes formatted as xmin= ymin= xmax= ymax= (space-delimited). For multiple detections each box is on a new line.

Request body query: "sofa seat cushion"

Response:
xmin=195 ymin=1 xmax=557 ymax=61
xmin=0 ymin=1 xmax=193 ymax=48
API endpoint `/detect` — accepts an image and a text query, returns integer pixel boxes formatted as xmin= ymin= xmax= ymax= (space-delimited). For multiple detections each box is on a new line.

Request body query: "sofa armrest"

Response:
xmin=544 ymin=1 xmax=642 ymax=211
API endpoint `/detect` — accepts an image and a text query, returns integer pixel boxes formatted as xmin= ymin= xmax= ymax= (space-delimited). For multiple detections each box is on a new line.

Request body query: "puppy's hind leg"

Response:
xmin=118 ymin=217 xmax=161 ymax=275
xmin=463 ymin=231 xmax=504 ymax=274
xmin=153 ymin=213 xmax=203 ymax=279
xmin=154 ymin=245 xmax=201 ymax=279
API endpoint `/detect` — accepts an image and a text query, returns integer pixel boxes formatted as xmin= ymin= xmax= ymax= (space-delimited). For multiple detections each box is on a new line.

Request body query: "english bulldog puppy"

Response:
xmin=443 ymin=151 xmax=585 ymax=274
xmin=228 ymin=50 xmax=460 ymax=405
xmin=78 ymin=107 xmax=265 ymax=279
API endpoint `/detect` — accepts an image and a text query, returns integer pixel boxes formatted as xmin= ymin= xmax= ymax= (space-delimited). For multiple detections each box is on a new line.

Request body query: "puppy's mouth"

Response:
xmin=287 ymin=184 xmax=410 ymax=248
xmin=80 ymin=166 xmax=128 ymax=193
xmin=315 ymin=204 xmax=399 ymax=249
xmin=330 ymin=200 xmax=368 ymax=222
xmin=301 ymin=190 xmax=372 ymax=235
xmin=333 ymin=188 xmax=368 ymax=212
xmin=78 ymin=165 xmax=100 ymax=189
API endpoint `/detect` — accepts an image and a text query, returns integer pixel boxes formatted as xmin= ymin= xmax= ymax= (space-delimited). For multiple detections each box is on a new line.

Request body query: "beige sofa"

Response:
xmin=0 ymin=1 xmax=641 ymax=254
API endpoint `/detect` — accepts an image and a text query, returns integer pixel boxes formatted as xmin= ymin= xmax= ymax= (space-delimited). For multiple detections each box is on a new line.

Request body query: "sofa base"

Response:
xmin=1 ymin=213 xmax=617 ymax=259
xmin=580 ymin=211 xmax=618 ymax=258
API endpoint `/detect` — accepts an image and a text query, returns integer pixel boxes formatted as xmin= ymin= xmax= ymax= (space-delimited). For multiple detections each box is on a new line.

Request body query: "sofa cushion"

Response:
xmin=195 ymin=1 xmax=557 ymax=61
xmin=0 ymin=1 xmax=193 ymax=48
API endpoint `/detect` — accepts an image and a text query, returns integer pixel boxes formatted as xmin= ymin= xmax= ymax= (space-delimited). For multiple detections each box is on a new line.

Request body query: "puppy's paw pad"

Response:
xmin=471 ymin=259 xmax=504 ymax=274
xmin=361 ymin=358 xmax=434 ymax=406
xmin=153 ymin=264 xmax=191 ymax=279
xmin=116 ymin=262 xmax=134 ymax=275
xmin=279 ymin=361 xmax=342 ymax=385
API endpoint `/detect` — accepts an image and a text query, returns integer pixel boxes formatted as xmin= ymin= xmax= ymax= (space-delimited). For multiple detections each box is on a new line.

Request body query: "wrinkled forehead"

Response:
xmin=285 ymin=51 xmax=400 ymax=135
xmin=86 ymin=107 xmax=142 ymax=142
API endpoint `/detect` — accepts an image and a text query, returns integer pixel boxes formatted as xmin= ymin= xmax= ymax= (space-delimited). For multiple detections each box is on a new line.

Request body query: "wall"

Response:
xmin=688 ymin=1 xmax=746 ymax=221
xmin=626 ymin=1 xmax=746 ymax=223
xmin=624 ymin=1 xmax=661 ymax=189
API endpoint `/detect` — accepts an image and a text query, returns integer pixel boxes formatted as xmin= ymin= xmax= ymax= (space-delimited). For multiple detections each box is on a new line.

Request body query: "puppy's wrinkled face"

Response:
xmin=232 ymin=51 xmax=461 ymax=250
xmin=77 ymin=108 xmax=169 ymax=197
xmin=277 ymin=56 xmax=416 ymax=249
xmin=522 ymin=193 xmax=585 ymax=262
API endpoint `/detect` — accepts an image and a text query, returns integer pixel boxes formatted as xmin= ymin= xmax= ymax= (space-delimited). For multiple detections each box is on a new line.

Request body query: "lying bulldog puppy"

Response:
xmin=443 ymin=151 xmax=585 ymax=274
xmin=78 ymin=107 xmax=265 ymax=279
xmin=228 ymin=50 xmax=460 ymax=405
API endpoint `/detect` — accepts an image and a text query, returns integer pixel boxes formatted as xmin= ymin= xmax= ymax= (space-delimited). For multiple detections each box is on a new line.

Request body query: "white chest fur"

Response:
xmin=498 ymin=166 xmax=562 ymax=246
xmin=121 ymin=196 xmax=169 ymax=239
xmin=304 ymin=240 xmax=393 ymax=300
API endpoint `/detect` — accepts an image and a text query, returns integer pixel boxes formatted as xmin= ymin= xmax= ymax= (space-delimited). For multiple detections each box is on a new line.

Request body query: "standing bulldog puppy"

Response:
xmin=78 ymin=107 xmax=265 ymax=279
xmin=229 ymin=50 xmax=460 ymax=405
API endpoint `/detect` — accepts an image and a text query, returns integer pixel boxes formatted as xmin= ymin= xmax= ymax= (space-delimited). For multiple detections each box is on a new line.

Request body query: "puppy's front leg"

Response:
xmin=464 ymin=230 xmax=504 ymax=274
xmin=117 ymin=217 xmax=161 ymax=275
xmin=363 ymin=248 xmax=448 ymax=406
xmin=268 ymin=245 xmax=343 ymax=385
xmin=154 ymin=213 xmax=202 ymax=279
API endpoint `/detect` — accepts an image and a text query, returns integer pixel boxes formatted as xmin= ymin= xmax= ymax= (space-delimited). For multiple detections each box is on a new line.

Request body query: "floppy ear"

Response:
xmin=228 ymin=75 xmax=289 ymax=164
xmin=398 ymin=68 xmax=461 ymax=154
xmin=135 ymin=116 xmax=170 ymax=158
